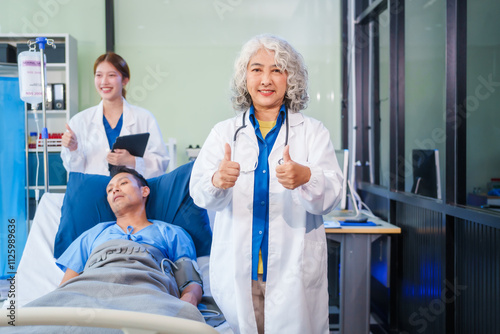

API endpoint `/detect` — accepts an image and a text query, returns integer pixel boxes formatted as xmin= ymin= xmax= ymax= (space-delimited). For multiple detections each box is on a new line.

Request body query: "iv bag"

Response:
xmin=18 ymin=51 xmax=47 ymax=105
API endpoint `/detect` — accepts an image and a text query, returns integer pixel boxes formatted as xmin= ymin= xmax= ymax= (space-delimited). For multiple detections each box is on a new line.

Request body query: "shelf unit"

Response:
xmin=0 ymin=62 xmax=18 ymax=76
xmin=0 ymin=33 xmax=78 ymax=221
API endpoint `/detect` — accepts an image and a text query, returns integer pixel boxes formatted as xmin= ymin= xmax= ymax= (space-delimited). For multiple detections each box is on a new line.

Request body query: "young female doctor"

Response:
xmin=61 ymin=52 xmax=169 ymax=179
xmin=190 ymin=34 xmax=344 ymax=334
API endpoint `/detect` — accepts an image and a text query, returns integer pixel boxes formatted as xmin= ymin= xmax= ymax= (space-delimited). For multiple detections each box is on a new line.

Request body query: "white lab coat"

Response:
xmin=190 ymin=111 xmax=343 ymax=334
xmin=61 ymin=99 xmax=169 ymax=179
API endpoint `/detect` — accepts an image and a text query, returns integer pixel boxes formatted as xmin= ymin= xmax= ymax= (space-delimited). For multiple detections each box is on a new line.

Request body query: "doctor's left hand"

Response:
xmin=107 ymin=149 xmax=136 ymax=168
xmin=276 ymin=145 xmax=311 ymax=190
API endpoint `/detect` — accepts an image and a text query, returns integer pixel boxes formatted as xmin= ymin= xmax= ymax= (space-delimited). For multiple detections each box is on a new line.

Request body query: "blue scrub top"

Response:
xmin=103 ymin=113 xmax=123 ymax=149
xmin=56 ymin=220 xmax=197 ymax=274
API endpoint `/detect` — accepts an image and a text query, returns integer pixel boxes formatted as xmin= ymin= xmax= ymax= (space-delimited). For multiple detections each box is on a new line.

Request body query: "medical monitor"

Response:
xmin=326 ymin=149 xmax=366 ymax=221
xmin=410 ymin=149 xmax=442 ymax=199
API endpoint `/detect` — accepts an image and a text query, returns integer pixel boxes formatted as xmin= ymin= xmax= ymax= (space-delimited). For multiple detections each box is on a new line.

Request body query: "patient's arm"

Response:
xmin=171 ymin=257 xmax=203 ymax=306
xmin=60 ymin=268 xmax=79 ymax=285
xmin=180 ymin=283 xmax=203 ymax=306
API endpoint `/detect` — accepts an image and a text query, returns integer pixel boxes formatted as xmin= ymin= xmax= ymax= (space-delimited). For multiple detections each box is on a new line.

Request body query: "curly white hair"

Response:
xmin=231 ymin=34 xmax=309 ymax=113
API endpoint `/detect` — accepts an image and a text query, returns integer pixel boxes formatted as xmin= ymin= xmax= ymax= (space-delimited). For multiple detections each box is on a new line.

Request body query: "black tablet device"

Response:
xmin=112 ymin=133 xmax=150 ymax=157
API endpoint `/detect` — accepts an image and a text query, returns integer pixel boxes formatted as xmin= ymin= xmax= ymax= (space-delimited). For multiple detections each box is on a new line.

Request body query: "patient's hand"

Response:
xmin=60 ymin=268 xmax=79 ymax=285
xmin=180 ymin=283 xmax=203 ymax=306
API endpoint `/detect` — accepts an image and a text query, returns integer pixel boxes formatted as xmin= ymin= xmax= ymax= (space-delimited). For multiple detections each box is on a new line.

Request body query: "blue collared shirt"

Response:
xmin=249 ymin=104 xmax=286 ymax=281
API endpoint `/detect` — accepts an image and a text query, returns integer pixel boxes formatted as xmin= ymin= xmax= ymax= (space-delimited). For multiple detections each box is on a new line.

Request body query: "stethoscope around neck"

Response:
xmin=232 ymin=109 xmax=289 ymax=166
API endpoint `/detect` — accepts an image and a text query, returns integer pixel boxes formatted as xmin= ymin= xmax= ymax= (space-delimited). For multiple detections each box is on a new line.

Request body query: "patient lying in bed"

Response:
xmin=0 ymin=166 xmax=205 ymax=333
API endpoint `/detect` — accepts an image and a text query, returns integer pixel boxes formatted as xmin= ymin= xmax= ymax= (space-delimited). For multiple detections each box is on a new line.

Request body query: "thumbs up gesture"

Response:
xmin=62 ymin=124 xmax=78 ymax=151
xmin=212 ymin=143 xmax=240 ymax=189
xmin=276 ymin=145 xmax=311 ymax=190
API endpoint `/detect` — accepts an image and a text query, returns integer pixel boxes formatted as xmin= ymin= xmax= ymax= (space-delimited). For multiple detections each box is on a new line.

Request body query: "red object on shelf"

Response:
xmin=35 ymin=132 xmax=63 ymax=147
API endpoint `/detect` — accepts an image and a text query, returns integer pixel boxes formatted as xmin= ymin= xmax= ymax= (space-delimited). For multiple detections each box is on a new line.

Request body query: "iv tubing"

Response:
xmin=33 ymin=111 xmax=41 ymax=208
xmin=36 ymin=37 xmax=49 ymax=194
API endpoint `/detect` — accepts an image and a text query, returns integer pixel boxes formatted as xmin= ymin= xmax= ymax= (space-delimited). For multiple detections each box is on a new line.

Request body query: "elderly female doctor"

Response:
xmin=190 ymin=34 xmax=343 ymax=334
xmin=61 ymin=52 xmax=168 ymax=179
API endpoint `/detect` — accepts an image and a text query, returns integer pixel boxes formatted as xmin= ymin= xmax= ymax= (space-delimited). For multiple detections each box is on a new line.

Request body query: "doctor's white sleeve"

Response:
xmin=61 ymin=146 xmax=86 ymax=174
xmin=60 ymin=118 xmax=86 ymax=174
xmin=296 ymin=121 xmax=343 ymax=215
xmin=189 ymin=127 xmax=233 ymax=212
xmin=138 ymin=115 xmax=169 ymax=178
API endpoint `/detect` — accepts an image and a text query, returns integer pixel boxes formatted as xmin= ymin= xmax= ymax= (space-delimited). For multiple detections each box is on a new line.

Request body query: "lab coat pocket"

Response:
xmin=302 ymin=239 xmax=327 ymax=290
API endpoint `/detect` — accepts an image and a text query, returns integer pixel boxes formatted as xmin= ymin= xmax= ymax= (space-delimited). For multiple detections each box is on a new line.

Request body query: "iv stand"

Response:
xmin=31 ymin=37 xmax=55 ymax=194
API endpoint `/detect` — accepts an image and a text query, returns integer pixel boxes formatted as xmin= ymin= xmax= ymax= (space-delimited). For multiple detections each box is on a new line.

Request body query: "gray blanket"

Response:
xmin=1 ymin=239 xmax=205 ymax=333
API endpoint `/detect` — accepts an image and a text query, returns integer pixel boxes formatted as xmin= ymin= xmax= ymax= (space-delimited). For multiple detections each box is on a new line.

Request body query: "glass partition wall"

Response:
xmin=355 ymin=0 xmax=500 ymax=208
xmin=404 ymin=0 xmax=446 ymax=199
xmin=378 ymin=6 xmax=390 ymax=189
xmin=346 ymin=0 xmax=500 ymax=331
xmin=466 ymin=0 xmax=500 ymax=202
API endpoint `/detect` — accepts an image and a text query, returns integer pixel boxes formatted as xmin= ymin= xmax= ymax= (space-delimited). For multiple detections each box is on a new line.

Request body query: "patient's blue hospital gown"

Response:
xmin=57 ymin=219 xmax=198 ymax=274
xmin=0 ymin=220 xmax=204 ymax=334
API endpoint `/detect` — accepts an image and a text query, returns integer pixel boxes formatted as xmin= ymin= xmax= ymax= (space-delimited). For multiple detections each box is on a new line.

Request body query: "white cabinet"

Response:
xmin=0 ymin=33 xmax=78 ymax=220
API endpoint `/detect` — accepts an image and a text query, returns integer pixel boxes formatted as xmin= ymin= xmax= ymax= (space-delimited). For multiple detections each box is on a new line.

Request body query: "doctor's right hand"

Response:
xmin=62 ymin=124 xmax=78 ymax=151
xmin=212 ymin=143 xmax=240 ymax=189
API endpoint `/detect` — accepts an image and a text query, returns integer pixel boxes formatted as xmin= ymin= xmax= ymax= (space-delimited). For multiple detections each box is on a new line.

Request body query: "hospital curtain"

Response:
xmin=0 ymin=77 xmax=27 ymax=279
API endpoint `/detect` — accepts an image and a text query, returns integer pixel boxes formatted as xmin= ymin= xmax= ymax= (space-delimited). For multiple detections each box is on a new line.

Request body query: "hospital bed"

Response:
xmin=0 ymin=162 xmax=232 ymax=334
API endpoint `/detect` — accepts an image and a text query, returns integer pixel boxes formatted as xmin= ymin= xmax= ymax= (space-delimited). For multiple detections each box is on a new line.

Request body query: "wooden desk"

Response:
xmin=325 ymin=216 xmax=401 ymax=334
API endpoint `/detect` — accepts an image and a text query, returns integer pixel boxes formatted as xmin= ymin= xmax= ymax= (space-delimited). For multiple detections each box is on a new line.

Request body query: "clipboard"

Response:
xmin=112 ymin=133 xmax=150 ymax=157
